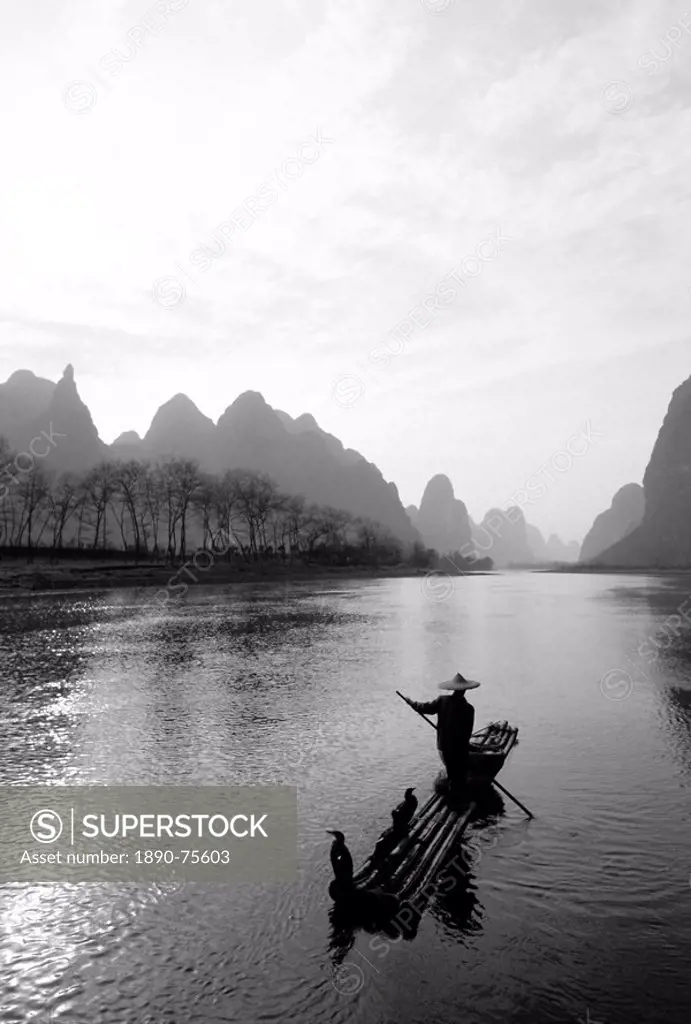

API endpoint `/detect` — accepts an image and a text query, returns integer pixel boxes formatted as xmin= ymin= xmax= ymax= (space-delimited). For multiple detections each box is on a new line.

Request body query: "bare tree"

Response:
xmin=354 ymin=517 xmax=379 ymax=560
xmin=208 ymin=470 xmax=243 ymax=558
xmin=74 ymin=484 xmax=90 ymax=548
xmin=320 ymin=506 xmax=352 ymax=547
xmin=232 ymin=471 xmax=280 ymax=559
xmin=192 ymin=472 xmax=217 ymax=549
xmin=15 ymin=466 xmax=51 ymax=559
xmin=0 ymin=496 xmax=20 ymax=547
xmin=300 ymin=503 xmax=331 ymax=558
xmin=46 ymin=474 xmax=80 ymax=553
xmin=282 ymin=494 xmax=306 ymax=560
xmin=0 ymin=438 xmax=19 ymax=548
xmin=111 ymin=459 xmax=148 ymax=559
xmin=0 ymin=436 xmax=14 ymax=486
xmin=159 ymin=460 xmax=181 ymax=561
xmin=142 ymin=462 xmax=164 ymax=558
xmin=158 ymin=458 xmax=201 ymax=562
xmin=81 ymin=462 xmax=117 ymax=551
xmin=268 ymin=490 xmax=291 ymax=559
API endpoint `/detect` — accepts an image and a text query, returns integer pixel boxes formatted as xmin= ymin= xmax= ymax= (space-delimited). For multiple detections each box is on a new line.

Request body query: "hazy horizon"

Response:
xmin=2 ymin=0 xmax=690 ymax=541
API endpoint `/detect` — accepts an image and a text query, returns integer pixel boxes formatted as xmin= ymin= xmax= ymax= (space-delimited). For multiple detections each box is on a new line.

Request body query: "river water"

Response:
xmin=0 ymin=572 xmax=689 ymax=1024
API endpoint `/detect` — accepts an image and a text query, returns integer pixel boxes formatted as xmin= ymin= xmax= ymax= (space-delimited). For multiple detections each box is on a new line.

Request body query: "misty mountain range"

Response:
xmin=1 ymin=365 xmax=690 ymax=567
xmin=405 ymin=475 xmax=580 ymax=567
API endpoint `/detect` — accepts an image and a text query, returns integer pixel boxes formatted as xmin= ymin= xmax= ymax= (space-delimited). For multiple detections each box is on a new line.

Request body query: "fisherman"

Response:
xmin=406 ymin=672 xmax=480 ymax=795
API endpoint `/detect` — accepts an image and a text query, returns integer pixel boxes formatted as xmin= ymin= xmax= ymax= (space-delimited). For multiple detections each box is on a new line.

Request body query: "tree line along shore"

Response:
xmin=0 ymin=446 xmax=492 ymax=590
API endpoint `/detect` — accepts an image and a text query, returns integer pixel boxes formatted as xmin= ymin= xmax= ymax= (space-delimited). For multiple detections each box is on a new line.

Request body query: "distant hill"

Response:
xmin=525 ymin=523 xmax=580 ymax=563
xmin=212 ymin=391 xmax=418 ymax=542
xmin=546 ymin=534 xmax=580 ymax=563
xmin=414 ymin=474 xmax=472 ymax=555
xmin=6 ymin=364 xmax=108 ymax=473
xmin=275 ymin=408 xmax=362 ymax=466
xmin=0 ymin=369 xmax=55 ymax=444
xmin=579 ymin=483 xmax=645 ymax=562
xmin=472 ymin=506 xmax=534 ymax=567
xmin=592 ymin=374 xmax=691 ymax=566
xmin=405 ymin=504 xmax=419 ymax=527
xmin=526 ymin=523 xmax=549 ymax=561
xmin=112 ymin=430 xmax=142 ymax=447
xmin=144 ymin=393 xmax=216 ymax=460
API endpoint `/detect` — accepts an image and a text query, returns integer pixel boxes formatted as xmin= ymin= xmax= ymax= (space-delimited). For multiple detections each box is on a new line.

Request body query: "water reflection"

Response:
xmin=636 ymin=581 xmax=691 ymax=777
xmin=326 ymin=789 xmax=508 ymax=971
xmin=1 ymin=576 xmax=690 ymax=1024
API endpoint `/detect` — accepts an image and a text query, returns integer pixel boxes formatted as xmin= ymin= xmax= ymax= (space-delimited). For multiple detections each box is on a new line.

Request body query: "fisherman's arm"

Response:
xmin=407 ymin=697 xmax=441 ymax=715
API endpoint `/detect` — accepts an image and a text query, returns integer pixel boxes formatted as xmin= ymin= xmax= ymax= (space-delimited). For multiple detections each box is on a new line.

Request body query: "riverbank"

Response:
xmin=540 ymin=564 xmax=691 ymax=574
xmin=0 ymin=557 xmax=494 ymax=595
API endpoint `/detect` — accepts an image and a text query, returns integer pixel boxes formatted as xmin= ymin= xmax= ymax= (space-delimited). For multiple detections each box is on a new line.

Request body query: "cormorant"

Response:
xmin=326 ymin=830 xmax=354 ymax=885
xmin=391 ymin=787 xmax=417 ymax=833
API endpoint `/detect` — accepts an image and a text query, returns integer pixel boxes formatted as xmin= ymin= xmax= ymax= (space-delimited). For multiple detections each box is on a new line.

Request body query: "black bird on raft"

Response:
xmin=326 ymin=830 xmax=354 ymax=885
xmin=391 ymin=787 xmax=417 ymax=834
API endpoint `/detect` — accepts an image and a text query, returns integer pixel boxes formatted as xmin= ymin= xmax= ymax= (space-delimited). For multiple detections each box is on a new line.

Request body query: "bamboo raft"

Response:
xmin=330 ymin=721 xmax=518 ymax=909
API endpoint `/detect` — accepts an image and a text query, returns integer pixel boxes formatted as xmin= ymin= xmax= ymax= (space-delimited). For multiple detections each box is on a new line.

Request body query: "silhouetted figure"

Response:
xmin=406 ymin=672 xmax=479 ymax=796
xmin=391 ymin=787 xmax=417 ymax=834
xmin=327 ymin=830 xmax=353 ymax=885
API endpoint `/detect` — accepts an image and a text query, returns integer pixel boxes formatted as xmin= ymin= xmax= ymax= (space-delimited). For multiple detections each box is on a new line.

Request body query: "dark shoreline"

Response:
xmin=3 ymin=558 xmax=687 ymax=599
xmin=0 ymin=558 xmax=495 ymax=596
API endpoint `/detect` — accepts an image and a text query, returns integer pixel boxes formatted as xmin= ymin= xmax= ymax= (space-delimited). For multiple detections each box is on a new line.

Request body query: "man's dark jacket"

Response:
xmin=409 ymin=694 xmax=475 ymax=767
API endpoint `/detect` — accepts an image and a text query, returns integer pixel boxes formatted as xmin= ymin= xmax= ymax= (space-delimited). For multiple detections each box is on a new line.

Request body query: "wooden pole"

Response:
xmin=396 ymin=690 xmax=437 ymax=730
xmin=490 ymin=779 xmax=534 ymax=819
xmin=395 ymin=690 xmax=534 ymax=819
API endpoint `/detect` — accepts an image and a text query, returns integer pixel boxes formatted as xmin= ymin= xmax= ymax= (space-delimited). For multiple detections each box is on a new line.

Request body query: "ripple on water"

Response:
xmin=0 ymin=576 xmax=690 ymax=1024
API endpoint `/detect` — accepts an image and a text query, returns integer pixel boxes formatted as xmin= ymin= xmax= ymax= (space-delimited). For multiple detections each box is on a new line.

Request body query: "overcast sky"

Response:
xmin=1 ymin=0 xmax=690 ymax=541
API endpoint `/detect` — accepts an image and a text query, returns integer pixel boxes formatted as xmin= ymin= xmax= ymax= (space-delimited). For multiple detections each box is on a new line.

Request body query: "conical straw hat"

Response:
xmin=438 ymin=672 xmax=481 ymax=691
